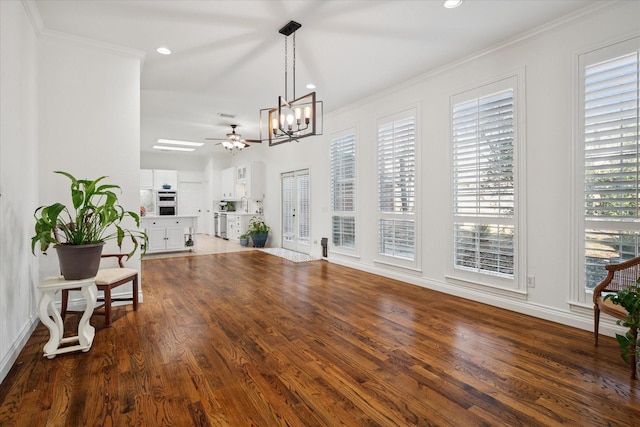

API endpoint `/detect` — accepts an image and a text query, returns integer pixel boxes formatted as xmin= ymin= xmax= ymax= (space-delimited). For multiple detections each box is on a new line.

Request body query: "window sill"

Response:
xmin=374 ymin=258 xmax=422 ymax=275
xmin=445 ymin=275 xmax=528 ymax=301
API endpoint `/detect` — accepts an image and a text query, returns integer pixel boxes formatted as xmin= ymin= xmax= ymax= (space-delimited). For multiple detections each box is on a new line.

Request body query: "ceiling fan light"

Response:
xmin=444 ymin=0 xmax=462 ymax=8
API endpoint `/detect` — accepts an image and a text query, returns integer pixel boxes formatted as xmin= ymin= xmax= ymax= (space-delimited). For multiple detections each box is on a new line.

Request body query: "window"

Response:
xmin=377 ymin=112 xmax=416 ymax=262
xmin=451 ymin=77 xmax=518 ymax=284
xmin=580 ymin=39 xmax=639 ymax=291
xmin=331 ymin=132 xmax=356 ymax=250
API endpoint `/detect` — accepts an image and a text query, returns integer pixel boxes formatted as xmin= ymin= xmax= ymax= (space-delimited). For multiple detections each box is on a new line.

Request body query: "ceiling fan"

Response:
xmin=205 ymin=125 xmax=261 ymax=150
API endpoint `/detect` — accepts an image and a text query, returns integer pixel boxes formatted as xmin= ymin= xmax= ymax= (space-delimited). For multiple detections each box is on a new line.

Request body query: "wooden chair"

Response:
xmin=61 ymin=254 xmax=139 ymax=327
xmin=593 ymin=255 xmax=640 ymax=379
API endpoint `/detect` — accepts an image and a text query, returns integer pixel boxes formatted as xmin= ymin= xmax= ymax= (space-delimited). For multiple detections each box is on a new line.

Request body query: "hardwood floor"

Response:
xmin=1 ymin=251 xmax=638 ymax=426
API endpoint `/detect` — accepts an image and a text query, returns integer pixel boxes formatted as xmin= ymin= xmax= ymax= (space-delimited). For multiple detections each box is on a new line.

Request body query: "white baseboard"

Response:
xmin=329 ymin=257 xmax=626 ymax=339
xmin=0 ymin=316 xmax=39 ymax=385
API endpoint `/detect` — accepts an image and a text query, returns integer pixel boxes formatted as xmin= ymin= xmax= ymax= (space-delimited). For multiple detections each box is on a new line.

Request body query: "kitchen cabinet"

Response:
xmin=141 ymin=216 xmax=197 ymax=253
xmin=236 ymin=165 xmax=247 ymax=182
xmin=154 ymin=169 xmax=178 ymax=190
xmin=140 ymin=169 xmax=154 ymax=189
xmin=226 ymin=213 xmax=256 ymax=242
xmin=221 ymin=167 xmax=236 ymax=199
xmin=139 ymin=169 xmax=178 ymax=191
xmin=236 ymin=161 xmax=265 ymax=199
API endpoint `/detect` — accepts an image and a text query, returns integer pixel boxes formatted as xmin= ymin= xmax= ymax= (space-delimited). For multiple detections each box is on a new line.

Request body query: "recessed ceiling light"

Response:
xmin=306 ymin=83 xmax=316 ymax=89
xmin=157 ymin=138 xmax=203 ymax=147
xmin=153 ymin=145 xmax=195 ymax=152
xmin=156 ymin=47 xmax=171 ymax=55
xmin=444 ymin=0 xmax=462 ymax=8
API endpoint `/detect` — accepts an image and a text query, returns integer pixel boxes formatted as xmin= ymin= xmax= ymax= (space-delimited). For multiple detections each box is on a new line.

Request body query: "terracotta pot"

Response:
xmin=55 ymin=242 xmax=105 ymax=280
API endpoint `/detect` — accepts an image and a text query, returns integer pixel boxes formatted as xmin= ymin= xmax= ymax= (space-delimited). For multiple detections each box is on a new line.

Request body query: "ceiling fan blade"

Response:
xmin=244 ymin=139 xmax=262 ymax=143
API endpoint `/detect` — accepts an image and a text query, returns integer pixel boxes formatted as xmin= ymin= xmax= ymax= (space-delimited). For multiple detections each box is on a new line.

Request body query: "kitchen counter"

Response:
xmin=141 ymin=214 xmax=198 ymax=219
xmin=226 ymin=213 xmax=263 ymax=242
xmin=140 ymin=216 xmax=198 ymax=253
xmin=215 ymin=211 xmax=257 ymax=215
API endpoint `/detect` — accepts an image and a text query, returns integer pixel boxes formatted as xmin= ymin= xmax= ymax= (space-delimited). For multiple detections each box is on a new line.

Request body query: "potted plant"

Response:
xmin=247 ymin=216 xmax=270 ymax=248
xmin=31 ymin=171 xmax=147 ymax=280
xmin=604 ymin=277 xmax=640 ymax=378
xmin=239 ymin=232 xmax=250 ymax=247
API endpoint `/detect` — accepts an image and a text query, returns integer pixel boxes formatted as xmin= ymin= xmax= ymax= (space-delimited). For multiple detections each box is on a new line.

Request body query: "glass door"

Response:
xmin=281 ymin=169 xmax=310 ymax=253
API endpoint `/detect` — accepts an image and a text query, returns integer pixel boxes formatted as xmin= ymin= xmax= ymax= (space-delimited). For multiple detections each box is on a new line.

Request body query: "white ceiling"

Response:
xmin=32 ymin=0 xmax=602 ymax=157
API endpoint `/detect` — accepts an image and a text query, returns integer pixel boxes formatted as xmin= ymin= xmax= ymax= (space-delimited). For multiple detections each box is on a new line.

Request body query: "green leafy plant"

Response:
xmin=31 ymin=171 xmax=147 ymax=258
xmin=604 ymin=278 xmax=640 ymax=365
xmin=239 ymin=232 xmax=250 ymax=239
xmin=246 ymin=216 xmax=270 ymax=236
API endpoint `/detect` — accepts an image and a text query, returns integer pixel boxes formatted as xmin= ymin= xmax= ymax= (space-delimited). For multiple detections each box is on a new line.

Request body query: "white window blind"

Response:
xmin=297 ymin=171 xmax=310 ymax=246
xmin=282 ymin=173 xmax=295 ymax=244
xmin=331 ymin=133 xmax=356 ymax=249
xmin=452 ymin=88 xmax=515 ymax=277
xmin=583 ymin=48 xmax=639 ymax=289
xmin=378 ymin=115 xmax=415 ymax=261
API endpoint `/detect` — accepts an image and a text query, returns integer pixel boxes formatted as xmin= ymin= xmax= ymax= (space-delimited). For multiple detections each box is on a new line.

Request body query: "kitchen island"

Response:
xmin=140 ymin=215 xmax=198 ymax=254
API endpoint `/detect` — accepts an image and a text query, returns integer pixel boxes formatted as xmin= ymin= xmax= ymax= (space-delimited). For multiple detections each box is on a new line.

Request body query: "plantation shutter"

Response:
xmin=297 ymin=171 xmax=310 ymax=246
xmin=583 ymin=48 xmax=640 ymax=288
xmin=377 ymin=115 xmax=416 ymax=261
xmin=282 ymin=172 xmax=295 ymax=244
xmin=331 ymin=133 xmax=356 ymax=248
xmin=452 ymin=88 xmax=515 ymax=277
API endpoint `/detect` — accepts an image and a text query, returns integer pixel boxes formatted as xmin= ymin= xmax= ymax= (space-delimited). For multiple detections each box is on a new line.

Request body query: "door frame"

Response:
xmin=280 ymin=169 xmax=310 ymax=254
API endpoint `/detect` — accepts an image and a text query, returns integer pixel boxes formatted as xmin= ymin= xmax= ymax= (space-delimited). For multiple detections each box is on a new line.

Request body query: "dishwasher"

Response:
xmin=218 ymin=213 xmax=227 ymax=239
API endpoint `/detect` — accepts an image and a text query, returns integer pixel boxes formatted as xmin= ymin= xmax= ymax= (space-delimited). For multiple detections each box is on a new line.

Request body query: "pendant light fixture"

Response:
xmin=260 ymin=20 xmax=323 ymax=146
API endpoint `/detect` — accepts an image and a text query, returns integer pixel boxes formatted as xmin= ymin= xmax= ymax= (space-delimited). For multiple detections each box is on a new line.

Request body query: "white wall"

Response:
xmin=37 ymin=37 xmax=143 ymax=279
xmin=140 ymin=151 xmax=208 ymax=171
xmin=0 ymin=1 xmax=40 ymax=384
xmin=225 ymin=2 xmax=640 ymax=337
xmin=0 ymin=3 xmax=143 ymax=384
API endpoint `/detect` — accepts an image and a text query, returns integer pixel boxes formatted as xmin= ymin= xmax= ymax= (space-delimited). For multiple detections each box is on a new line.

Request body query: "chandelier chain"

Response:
xmin=283 ymin=32 xmax=298 ymax=101
xmin=284 ymin=36 xmax=288 ymax=101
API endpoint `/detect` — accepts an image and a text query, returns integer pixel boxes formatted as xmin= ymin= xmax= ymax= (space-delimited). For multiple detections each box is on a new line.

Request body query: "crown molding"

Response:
xmin=329 ymin=0 xmax=617 ymax=118
xmin=21 ymin=0 xmax=146 ymax=63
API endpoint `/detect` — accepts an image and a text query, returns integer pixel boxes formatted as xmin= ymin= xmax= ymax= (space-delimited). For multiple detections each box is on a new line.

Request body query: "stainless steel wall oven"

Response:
xmin=157 ymin=191 xmax=177 ymax=216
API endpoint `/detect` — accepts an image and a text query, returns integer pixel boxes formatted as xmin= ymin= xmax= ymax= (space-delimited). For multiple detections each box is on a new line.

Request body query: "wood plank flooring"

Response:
xmin=1 ymin=251 xmax=639 ymax=426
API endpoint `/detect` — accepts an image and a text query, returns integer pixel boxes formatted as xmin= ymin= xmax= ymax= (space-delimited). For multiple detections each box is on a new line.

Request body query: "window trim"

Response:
xmin=570 ymin=36 xmax=640 ymax=306
xmin=330 ymin=127 xmax=358 ymax=257
xmin=375 ymin=106 xmax=421 ymax=271
xmin=447 ymin=70 xmax=527 ymax=295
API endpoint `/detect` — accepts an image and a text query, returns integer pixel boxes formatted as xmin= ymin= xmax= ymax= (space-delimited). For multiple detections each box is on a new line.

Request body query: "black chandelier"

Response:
xmin=260 ymin=21 xmax=323 ymax=146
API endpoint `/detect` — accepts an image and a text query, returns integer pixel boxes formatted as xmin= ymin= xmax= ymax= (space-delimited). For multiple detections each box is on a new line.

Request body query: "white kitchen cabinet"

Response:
xmin=141 ymin=216 xmax=197 ymax=253
xmin=154 ymin=169 xmax=178 ymax=190
xmin=236 ymin=165 xmax=247 ymax=183
xmin=226 ymin=213 xmax=255 ymax=242
xmin=140 ymin=169 xmax=154 ymax=190
xmin=221 ymin=167 xmax=236 ymax=199
xmin=235 ymin=161 xmax=265 ymax=199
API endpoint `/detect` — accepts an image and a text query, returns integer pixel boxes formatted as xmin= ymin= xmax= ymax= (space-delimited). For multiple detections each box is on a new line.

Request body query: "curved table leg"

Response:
xmin=78 ymin=283 xmax=97 ymax=350
xmin=38 ymin=290 xmax=61 ymax=359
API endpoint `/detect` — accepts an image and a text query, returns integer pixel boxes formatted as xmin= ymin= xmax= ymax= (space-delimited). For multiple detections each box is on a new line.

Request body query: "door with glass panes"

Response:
xmin=281 ymin=169 xmax=310 ymax=253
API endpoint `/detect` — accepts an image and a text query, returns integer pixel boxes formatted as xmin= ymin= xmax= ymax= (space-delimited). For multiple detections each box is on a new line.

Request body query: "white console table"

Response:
xmin=37 ymin=276 xmax=98 ymax=358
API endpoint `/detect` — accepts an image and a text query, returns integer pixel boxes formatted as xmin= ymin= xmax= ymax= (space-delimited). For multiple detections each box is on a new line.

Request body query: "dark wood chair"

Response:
xmin=593 ymin=255 xmax=640 ymax=379
xmin=61 ymin=253 xmax=139 ymax=327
